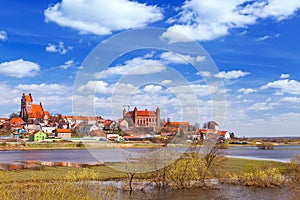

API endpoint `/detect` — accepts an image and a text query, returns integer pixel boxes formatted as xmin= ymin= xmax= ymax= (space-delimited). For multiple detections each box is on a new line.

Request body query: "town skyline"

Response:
xmin=0 ymin=1 xmax=300 ymax=137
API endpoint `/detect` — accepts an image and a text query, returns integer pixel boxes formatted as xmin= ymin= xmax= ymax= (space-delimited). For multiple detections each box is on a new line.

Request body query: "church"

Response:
xmin=19 ymin=93 xmax=50 ymax=122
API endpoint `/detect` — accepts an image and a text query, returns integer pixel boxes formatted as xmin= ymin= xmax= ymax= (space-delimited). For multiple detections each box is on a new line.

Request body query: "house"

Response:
xmin=29 ymin=130 xmax=47 ymax=142
xmin=24 ymin=124 xmax=42 ymax=132
xmin=10 ymin=117 xmax=25 ymax=126
xmin=55 ymin=128 xmax=71 ymax=139
xmin=163 ymin=121 xmax=190 ymax=133
xmin=218 ymin=131 xmax=231 ymax=140
xmin=203 ymin=121 xmax=219 ymax=130
xmin=42 ymin=126 xmax=56 ymax=134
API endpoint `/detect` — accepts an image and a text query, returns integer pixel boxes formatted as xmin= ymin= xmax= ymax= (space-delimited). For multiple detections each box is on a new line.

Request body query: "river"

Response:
xmin=0 ymin=145 xmax=299 ymax=164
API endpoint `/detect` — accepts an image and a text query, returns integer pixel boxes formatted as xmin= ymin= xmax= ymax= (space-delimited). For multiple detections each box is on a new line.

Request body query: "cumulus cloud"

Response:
xmin=280 ymin=97 xmax=300 ymax=103
xmin=197 ymin=71 xmax=212 ymax=77
xmin=280 ymin=73 xmax=290 ymax=79
xmin=44 ymin=0 xmax=163 ymax=35
xmin=162 ymin=0 xmax=300 ymax=43
xmin=161 ymin=80 xmax=172 ymax=85
xmin=0 ymin=59 xmax=40 ymax=78
xmin=256 ymin=33 xmax=280 ymax=41
xmin=0 ymin=31 xmax=7 ymax=41
xmin=46 ymin=41 xmax=72 ymax=54
xmin=59 ymin=59 xmax=74 ymax=70
xmin=94 ymin=57 xmax=167 ymax=78
xmin=260 ymin=79 xmax=300 ymax=95
xmin=160 ymin=52 xmax=205 ymax=64
xmin=215 ymin=70 xmax=250 ymax=79
xmin=237 ymin=88 xmax=256 ymax=94
xmin=248 ymin=102 xmax=273 ymax=111
xmin=143 ymin=85 xmax=163 ymax=93
xmin=15 ymin=83 xmax=70 ymax=96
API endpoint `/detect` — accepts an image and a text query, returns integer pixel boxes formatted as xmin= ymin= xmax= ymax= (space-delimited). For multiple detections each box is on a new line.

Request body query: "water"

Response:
xmin=0 ymin=145 xmax=299 ymax=164
xmin=86 ymin=181 xmax=290 ymax=200
xmin=224 ymin=145 xmax=300 ymax=162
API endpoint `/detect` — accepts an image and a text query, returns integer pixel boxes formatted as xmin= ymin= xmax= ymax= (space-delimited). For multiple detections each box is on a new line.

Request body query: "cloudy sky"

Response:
xmin=0 ymin=0 xmax=300 ymax=137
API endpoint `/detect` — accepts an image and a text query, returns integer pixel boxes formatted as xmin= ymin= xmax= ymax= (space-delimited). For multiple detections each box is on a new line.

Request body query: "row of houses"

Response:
xmin=0 ymin=93 xmax=232 ymax=142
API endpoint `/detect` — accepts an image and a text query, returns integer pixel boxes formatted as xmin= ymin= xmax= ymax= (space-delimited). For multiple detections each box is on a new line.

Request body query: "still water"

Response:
xmin=0 ymin=145 xmax=299 ymax=164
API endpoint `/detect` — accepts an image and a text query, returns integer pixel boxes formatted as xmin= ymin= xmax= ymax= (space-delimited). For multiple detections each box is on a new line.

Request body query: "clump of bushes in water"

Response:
xmin=257 ymin=142 xmax=274 ymax=150
xmin=227 ymin=165 xmax=285 ymax=187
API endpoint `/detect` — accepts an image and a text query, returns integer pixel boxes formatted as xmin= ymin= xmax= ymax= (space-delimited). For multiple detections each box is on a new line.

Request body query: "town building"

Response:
xmin=123 ymin=107 xmax=160 ymax=130
xmin=29 ymin=130 xmax=47 ymax=142
xmin=54 ymin=128 xmax=72 ymax=139
xmin=20 ymin=93 xmax=50 ymax=122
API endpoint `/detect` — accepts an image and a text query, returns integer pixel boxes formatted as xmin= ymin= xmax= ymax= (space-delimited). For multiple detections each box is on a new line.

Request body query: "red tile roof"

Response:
xmin=25 ymin=95 xmax=33 ymax=103
xmin=28 ymin=104 xmax=44 ymax=119
xmin=56 ymin=128 xmax=71 ymax=133
xmin=163 ymin=122 xmax=190 ymax=127
xmin=10 ymin=117 xmax=25 ymax=125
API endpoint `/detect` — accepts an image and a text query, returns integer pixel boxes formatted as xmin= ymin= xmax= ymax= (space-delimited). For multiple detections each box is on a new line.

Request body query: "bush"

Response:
xmin=257 ymin=142 xmax=274 ymax=150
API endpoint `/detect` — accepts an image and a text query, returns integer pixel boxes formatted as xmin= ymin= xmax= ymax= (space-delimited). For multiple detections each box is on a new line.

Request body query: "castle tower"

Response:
xmin=156 ymin=107 xmax=160 ymax=128
xmin=133 ymin=107 xmax=138 ymax=126
xmin=123 ymin=108 xmax=126 ymax=118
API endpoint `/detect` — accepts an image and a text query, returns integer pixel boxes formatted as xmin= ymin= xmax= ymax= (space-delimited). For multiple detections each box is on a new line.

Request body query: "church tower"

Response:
xmin=20 ymin=93 xmax=28 ymax=122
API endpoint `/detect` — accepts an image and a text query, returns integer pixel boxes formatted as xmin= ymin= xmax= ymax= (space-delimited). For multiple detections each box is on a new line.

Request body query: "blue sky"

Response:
xmin=0 ymin=0 xmax=300 ymax=137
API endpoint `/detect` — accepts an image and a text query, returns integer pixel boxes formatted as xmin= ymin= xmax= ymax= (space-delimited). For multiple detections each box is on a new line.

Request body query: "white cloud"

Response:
xmin=197 ymin=71 xmax=212 ymax=77
xmin=77 ymin=80 xmax=110 ymax=94
xmin=280 ymin=97 xmax=300 ymax=103
xmin=237 ymin=88 xmax=256 ymax=94
xmin=215 ymin=70 xmax=250 ymax=79
xmin=0 ymin=31 xmax=7 ymax=41
xmin=280 ymin=73 xmax=290 ymax=79
xmin=59 ymin=59 xmax=74 ymax=70
xmin=15 ymin=83 xmax=70 ymax=96
xmin=160 ymin=52 xmax=205 ymax=64
xmin=256 ymin=33 xmax=280 ymax=41
xmin=143 ymin=85 xmax=163 ymax=93
xmin=44 ymin=0 xmax=163 ymax=35
xmin=260 ymin=79 xmax=300 ymax=95
xmin=94 ymin=57 xmax=167 ymax=78
xmin=46 ymin=42 xmax=72 ymax=54
xmin=248 ymin=102 xmax=273 ymax=111
xmin=161 ymin=80 xmax=172 ymax=85
xmin=162 ymin=0 xmax=300 ymax=43
xmin=0 ymin=59 xmax=40 ymax=78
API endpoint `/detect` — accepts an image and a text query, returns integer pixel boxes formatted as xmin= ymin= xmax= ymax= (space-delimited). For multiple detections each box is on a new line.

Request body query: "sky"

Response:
xmin=0 ymin=0 xmax=300 ymax=137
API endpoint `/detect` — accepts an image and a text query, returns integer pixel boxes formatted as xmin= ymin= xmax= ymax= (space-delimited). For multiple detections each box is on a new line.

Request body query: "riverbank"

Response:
xmin=0 ymin=141 xmax=169 ymax=151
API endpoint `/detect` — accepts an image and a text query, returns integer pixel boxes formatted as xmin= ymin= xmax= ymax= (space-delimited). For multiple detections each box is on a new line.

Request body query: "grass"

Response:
xmin=222 ymin=158 xmax=289 ymax=175
xmin=0 ymin=157 xmax=291 ymax=183
xmin=0 ymin=165 xmax=128 ymax=184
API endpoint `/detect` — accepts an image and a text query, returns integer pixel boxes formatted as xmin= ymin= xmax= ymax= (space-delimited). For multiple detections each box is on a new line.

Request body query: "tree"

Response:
xmin=9 ymin=112 xmax=19 ymax=119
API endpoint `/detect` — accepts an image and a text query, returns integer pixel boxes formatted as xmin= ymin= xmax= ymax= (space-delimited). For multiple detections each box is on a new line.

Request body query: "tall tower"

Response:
xmin=123 ymin=108 xmax=126 ymax=118
xmin=133 ymin=107 xmax=138 ymax=126
xmin=20 ymin=93 xmax=28 ymax=122
xmin=156 ymin=107 xmax=160 ymax=128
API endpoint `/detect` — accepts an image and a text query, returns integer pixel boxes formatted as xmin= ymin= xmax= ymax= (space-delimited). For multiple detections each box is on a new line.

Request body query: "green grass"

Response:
xmin=0 ymin=165 xmax=128 ymax=183
xmin=222 ymin=157 xmax=290 ymax=175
